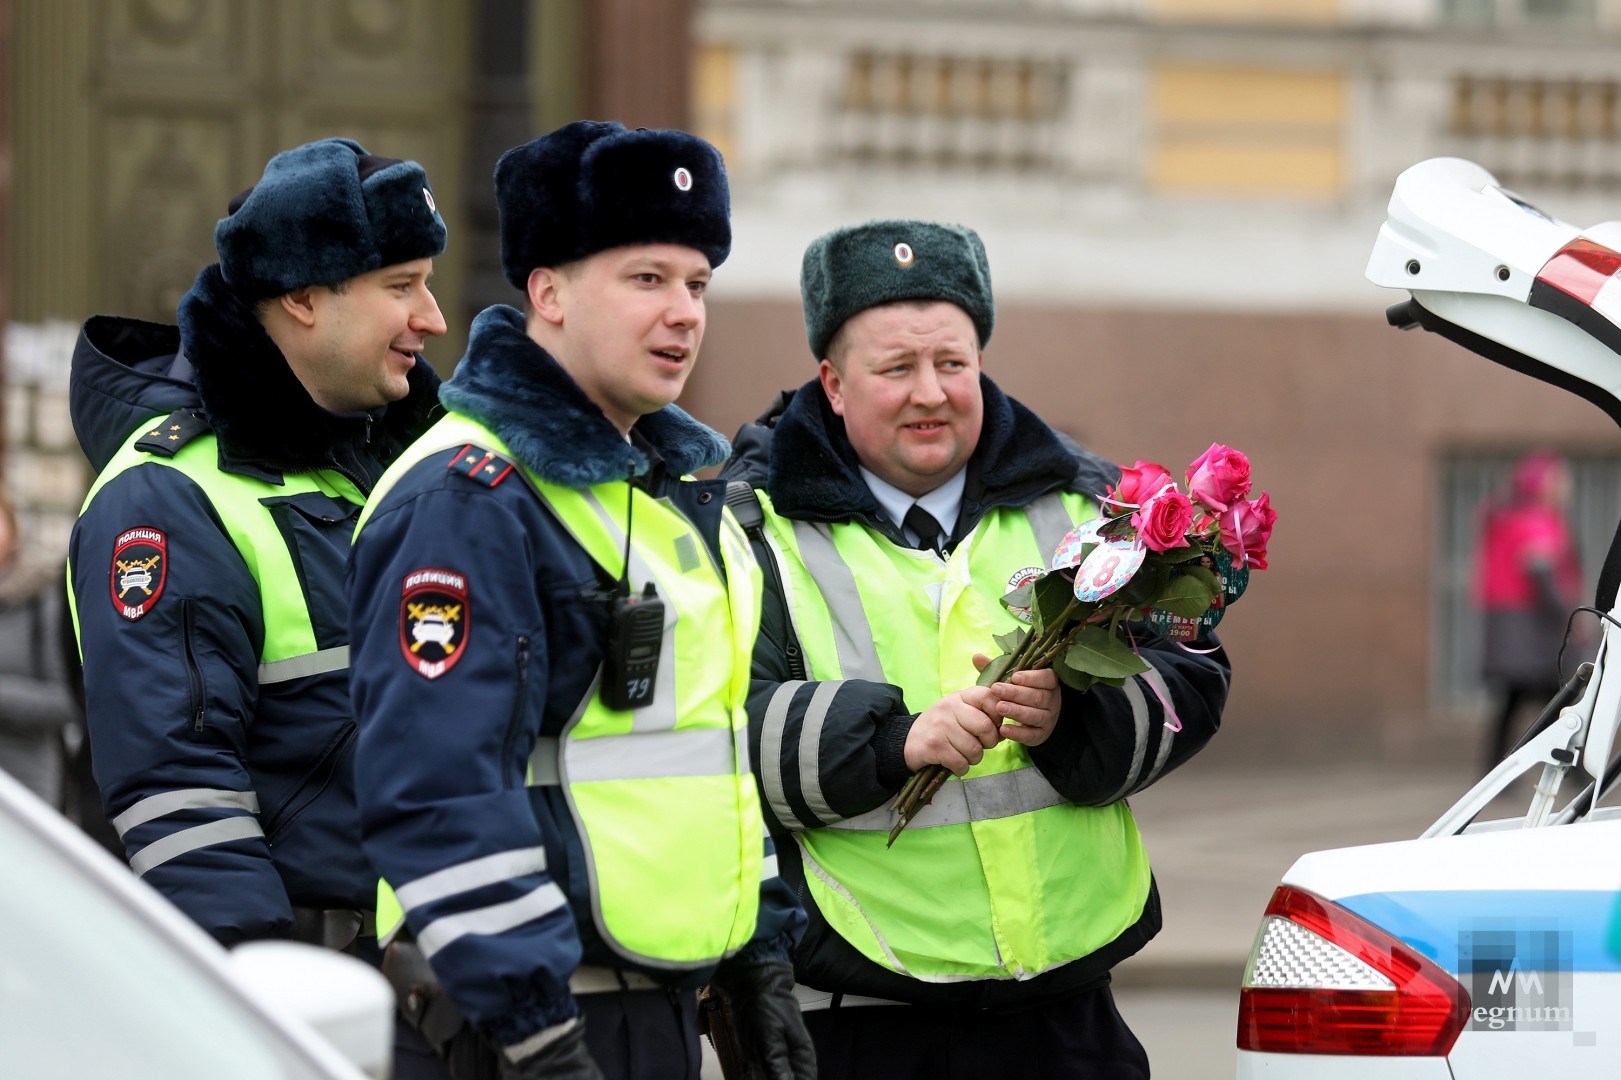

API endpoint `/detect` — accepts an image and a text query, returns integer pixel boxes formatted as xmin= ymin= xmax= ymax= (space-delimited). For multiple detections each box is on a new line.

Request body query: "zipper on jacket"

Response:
xmin=501 ymin=636 xmax=532 ymax=787
xmin=261 ymin=724 xmax=356 ymax=840
xmin=180 ymin=598 xmax=207 ymax=733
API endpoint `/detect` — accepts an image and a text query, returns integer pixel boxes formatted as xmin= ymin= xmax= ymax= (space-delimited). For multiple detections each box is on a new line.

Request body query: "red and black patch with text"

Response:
xmin=111 ymin=527 xmax=168 ymax=621
xmin=400 ymin=567 xmax=469 ymax=679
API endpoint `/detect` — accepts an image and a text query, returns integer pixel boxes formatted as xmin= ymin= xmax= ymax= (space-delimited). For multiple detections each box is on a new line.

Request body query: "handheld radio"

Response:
xmin=600 ymin=469 xmax=663 ymax=710
xmin=602 ymin=581 xmax=663 ymax=710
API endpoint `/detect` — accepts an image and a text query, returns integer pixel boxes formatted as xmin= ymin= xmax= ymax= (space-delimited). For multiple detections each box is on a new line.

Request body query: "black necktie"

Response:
xmin=903 ymin=503 xmax=944 ymax=554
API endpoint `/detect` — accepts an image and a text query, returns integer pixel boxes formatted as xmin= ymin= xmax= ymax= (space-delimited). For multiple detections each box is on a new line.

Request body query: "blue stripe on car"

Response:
xmin=1336 ymin=890 xmax=1621 ymax=975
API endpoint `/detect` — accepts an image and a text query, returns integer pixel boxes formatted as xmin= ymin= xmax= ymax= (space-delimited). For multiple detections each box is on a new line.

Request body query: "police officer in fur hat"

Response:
xmin=67 ymin=140 xmax=447 ymax=945
xmin=722 ymin=220 xmax=1231 ymax=1077
xmin=348 ymin=120 xmax=816 ymax=1080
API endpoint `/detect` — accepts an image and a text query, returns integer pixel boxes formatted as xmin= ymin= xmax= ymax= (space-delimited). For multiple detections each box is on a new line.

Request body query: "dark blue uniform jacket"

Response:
xmin=67 ymin=265 xmax=441 ymax=944
xmin=349 ymin=305 xmax=803 ymax=1049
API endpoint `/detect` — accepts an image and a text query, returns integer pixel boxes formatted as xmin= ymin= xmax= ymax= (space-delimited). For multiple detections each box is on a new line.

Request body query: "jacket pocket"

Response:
xmin=261 ymin=723 xmax=356 ymax=840
xmin=263 ymin=492 xmax=362 ymax=647
xmin=180 ymin=598 xmax=208 ymax=735
xmin=501 ymin=636 xmax=532 ymax=788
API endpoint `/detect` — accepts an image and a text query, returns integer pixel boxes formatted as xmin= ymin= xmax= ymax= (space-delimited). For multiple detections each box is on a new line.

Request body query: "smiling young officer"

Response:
xmin=67 ymin=138 xmax=448 ymax=948
xmin=722 ymin=220 xmax=1232 ymax=1078
xmin=347 ymin=120 xmax=814 ymax=1080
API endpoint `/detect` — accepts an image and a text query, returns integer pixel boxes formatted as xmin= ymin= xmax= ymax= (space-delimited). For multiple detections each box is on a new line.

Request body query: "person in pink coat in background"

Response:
xmin=1473 ymin=449 xmax=1586 ymax=768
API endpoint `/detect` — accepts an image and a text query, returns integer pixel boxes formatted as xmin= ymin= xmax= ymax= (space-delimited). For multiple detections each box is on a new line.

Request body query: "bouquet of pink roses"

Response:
xmin=887 ymin=443 xmax=1276 ymax=845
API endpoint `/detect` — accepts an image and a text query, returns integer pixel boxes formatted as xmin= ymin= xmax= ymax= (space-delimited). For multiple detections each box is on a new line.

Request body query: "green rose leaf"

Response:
xmin=1064 ymin=626 xmax=1152 ymax=680
xmin=992 ymin=627 xmax=1027 ymax=656
xmin=1002 ymin=582 xmax=1035 ymax=611
xmin=1115 ymin=562 xmax=1169 ymax=608
xmin=1179 ymin=564 xmax=1221 ymax=594
xmin=1157 ymin=544 xmax=1208 ymax=564
xmin=1033 ymin=571 xmax=1075 ymax=630
xmin=1053 ymin=653 xmax=1097 ymax=692
xmin=976 ymin=650 xmax=1016 ymax=688
xmin=1151 ymin=572 xmax=1221 ymax=618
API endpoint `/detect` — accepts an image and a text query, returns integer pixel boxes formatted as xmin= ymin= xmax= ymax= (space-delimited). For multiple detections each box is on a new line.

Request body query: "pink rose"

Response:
xmin=1109 ymin=461 xmax=1175 ymax=508
xmin=1132 ymin=491 xmax=1194 ymax=553
xmin=1219 ymin=491 xmax=1277 ymax=569
xmin=1186 ymin=443 xmax=1252 ymax=514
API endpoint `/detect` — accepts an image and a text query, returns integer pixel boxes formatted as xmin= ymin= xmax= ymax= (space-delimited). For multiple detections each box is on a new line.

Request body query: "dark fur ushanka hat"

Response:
xmin=494 ymin=120 xmax=731 ymax=289
xmin=801 ymin=219 xmax=995 ymax=360
xmin=214 ymin=137 xmax=447 ymax=300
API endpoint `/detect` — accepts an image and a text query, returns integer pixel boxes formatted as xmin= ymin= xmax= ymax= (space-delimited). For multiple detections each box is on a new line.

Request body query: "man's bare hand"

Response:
xmin=903 ymin=688 xmax=1002 ymax=775
xmin=972 ymin=653 xmax=1061 ymax=748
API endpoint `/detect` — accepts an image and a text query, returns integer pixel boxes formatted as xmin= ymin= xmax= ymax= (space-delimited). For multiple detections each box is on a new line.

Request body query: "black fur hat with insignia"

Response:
xmin=493 ymin=120 xmax=731 ymax=289
xmin=214 ymin=137 xmax=447 ymax=300
xmin=801 ymin=219 xmax=995 ymax=361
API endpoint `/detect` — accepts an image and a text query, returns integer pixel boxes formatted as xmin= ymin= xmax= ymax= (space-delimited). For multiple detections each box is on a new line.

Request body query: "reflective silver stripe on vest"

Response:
xmin=416 ymin=881 xmax=570 ymax=960
xmin=828 ymin=765 xmax=1067 ymax=832
xmin=112 ymin=787 xmax=260 ymax=839
xmin=567 ymin=727 xmax=738 ymax=782
xmin=760 ymin=681 xmax=810 ymax=829
xmin=796 ymin=835 xmax=909 ymax=975
xmin=129 ymin=816 xmax=265 ymax=876
xmin=394 ymin=846 xmax=549 ymax=913
xmin=579 ymin=489 xmax=679 ymax=733
xmin=257 ymin=646 xmax=350 ymax=685
xmin=789 ymin=521 xmax=887 ymax=684
xmin=1023 ymin=492 xmax=1077 ymax=568
xmin=529 ymin=727 xmax=738 ymax=785
xmin=762 ymin=853 xmax=779 ymax=881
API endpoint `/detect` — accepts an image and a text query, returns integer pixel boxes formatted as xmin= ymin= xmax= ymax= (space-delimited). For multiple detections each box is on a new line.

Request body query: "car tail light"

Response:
xmin=1237 ymin=885 xmax=1470 ymax=1056
xmin=1530 ymin=237 xmax=1621 ymax=354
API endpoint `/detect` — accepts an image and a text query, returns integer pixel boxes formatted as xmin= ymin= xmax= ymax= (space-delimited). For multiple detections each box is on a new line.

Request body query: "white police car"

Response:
xmin=1234 ymin=158 xmax=1621 ymax=1078
xmin=0 ymin=766 xmax=395 ymax=1079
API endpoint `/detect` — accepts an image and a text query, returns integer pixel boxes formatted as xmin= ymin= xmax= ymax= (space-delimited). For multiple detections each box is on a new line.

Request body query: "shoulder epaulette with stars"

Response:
xmin=135 ymin=410 xmax=210 ymax=458
xmin=446 ymin=444 xmax=516 ymax=488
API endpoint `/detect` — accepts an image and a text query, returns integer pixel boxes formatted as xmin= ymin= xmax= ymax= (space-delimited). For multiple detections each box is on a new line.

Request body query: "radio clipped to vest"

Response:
xmin=603 ymin=581 xmax=663 ymax=710
xmin=601 ymin=466 xmax=663 ymax=710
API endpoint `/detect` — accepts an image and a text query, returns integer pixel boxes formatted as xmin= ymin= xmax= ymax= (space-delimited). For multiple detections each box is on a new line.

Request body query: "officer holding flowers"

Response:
xmin=347 ymin=121 xmax=815 ymax=1080
xmin=722 ymin=219 xmax=1232 ymax=1076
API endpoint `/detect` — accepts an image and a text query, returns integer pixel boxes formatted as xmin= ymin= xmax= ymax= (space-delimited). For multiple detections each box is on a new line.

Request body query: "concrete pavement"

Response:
xmin=1114 ymin=752 xmax=1528 ymax=991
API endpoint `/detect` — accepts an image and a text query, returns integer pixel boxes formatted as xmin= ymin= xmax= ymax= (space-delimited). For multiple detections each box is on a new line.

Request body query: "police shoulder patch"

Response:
xmin=401 ymin=567 xmax=469 ymax=679
xmin=111 ymin=527 xmax=168 ymax=620
xmin=446 ymin=444 xmax=515 ymax=488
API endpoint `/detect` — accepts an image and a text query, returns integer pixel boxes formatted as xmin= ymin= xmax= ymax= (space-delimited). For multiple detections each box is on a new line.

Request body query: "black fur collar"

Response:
xmin=758 ymin=374 xmax=1097 ymax=524
xmin=176 ymin=264 xmax=441 ymax=480
xmin=438 ymin=305 xmax=730 ymax=488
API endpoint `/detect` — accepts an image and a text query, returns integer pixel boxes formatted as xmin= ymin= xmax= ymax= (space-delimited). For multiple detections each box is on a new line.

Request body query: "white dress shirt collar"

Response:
xmin=860 ymin=466 xmax=967 ymax=550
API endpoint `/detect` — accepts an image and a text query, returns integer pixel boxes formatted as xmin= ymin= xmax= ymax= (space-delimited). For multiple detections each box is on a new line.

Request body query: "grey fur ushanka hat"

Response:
xmin=800 ymin=219 xmax=995 ymax=360
xmin=214 ymin=137 xmax=446 ymax=300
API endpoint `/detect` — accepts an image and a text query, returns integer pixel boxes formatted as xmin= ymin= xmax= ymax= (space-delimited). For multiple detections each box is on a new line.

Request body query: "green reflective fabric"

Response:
xmin=757 ymin=488 xmax=1153 ymax=982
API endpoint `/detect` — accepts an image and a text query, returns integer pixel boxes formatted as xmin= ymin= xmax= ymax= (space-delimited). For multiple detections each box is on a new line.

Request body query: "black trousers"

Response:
xmin=803 ymin=985 xmax=1150 ymax=1080
xmin=391 ymin=988 xmax=701 ymax=1080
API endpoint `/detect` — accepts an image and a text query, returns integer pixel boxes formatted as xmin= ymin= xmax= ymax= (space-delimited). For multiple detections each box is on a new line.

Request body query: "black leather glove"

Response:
xmin=708 ymin=960 xmax=817 ymax=1080
xmin=498 ymin=1017 xmax=604 ymax=1080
